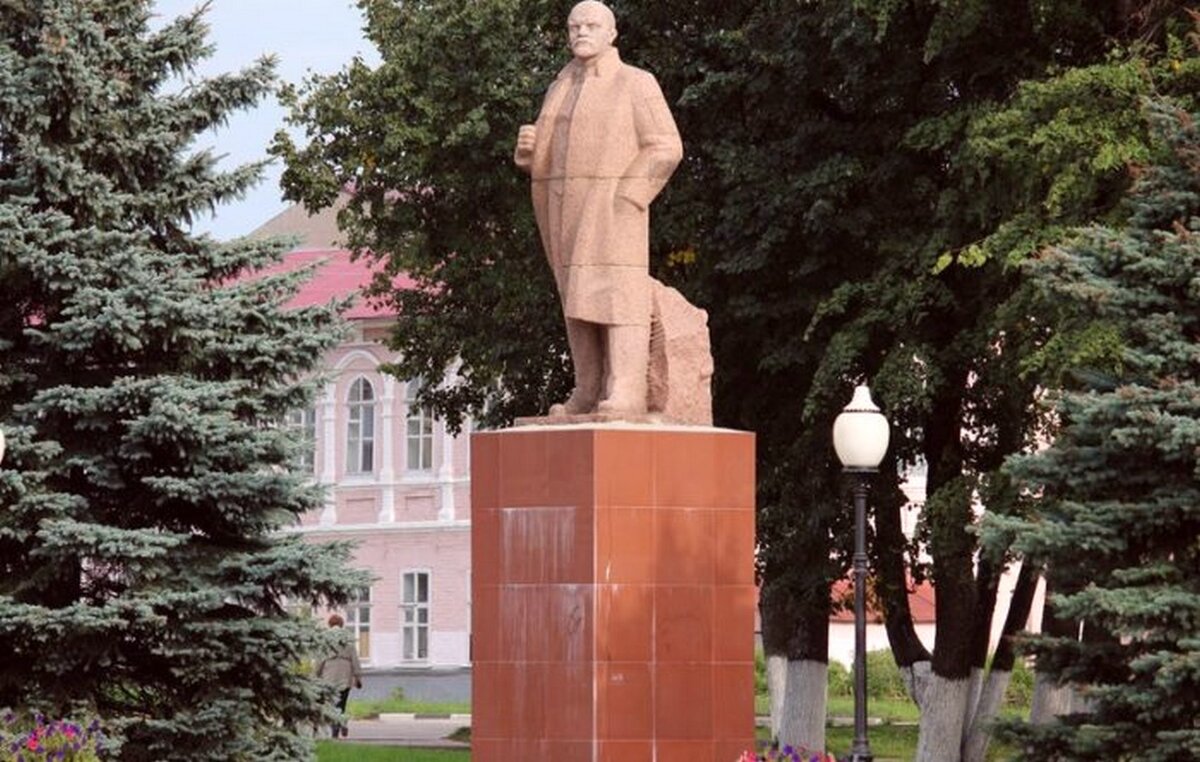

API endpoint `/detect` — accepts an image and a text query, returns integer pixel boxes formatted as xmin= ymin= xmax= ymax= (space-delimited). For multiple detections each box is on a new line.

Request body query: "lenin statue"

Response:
xmin=514 ymin=0 xmax=683 ymax=417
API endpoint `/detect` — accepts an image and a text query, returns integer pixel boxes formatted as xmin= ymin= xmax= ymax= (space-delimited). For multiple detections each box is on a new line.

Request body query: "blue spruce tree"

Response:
xmin=996 ymin=99 xmax=1200 ymax=761
xmin=0 ymin=2 xmax=365 ymax=758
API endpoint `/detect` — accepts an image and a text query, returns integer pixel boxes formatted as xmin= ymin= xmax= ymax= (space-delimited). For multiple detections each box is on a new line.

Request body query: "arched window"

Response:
xmin=405 ymin=378 xmax=433 ymax=472
xmin=346 ymin=378 xmax=375 ymax=475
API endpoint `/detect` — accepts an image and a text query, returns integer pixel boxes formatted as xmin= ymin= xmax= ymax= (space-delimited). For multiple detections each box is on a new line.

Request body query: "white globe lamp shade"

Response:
xmin=833 ymin=385 xmax=890 ymax=469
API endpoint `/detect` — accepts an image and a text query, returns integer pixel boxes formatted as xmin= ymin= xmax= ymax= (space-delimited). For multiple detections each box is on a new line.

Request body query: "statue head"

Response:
xmin=567 ymin=1 xmax=617 ymax=62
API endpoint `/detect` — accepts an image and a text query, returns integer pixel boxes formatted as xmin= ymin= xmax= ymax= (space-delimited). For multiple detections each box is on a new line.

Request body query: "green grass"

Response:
xmin=827 ymin=696 xmax=921 ymax=722
xmin=315 ymin=743 xmax=468 ymax=761
xmin=348 ymin=696 xmax=471 ymax=719
xmin=314 ymin=724 xmax=1015 ymax=761
xmin=758 ymin=724 xmax=1014 ymax=761
xmin=826 ymin=724 xmax=919 ymax=761
xmin=755 ymin=694 xmax=922 ymax=723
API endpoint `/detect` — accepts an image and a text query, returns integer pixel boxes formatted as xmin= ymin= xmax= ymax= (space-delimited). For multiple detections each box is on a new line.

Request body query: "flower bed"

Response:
xmin=1 ymin=711 xmax=103 ymax=762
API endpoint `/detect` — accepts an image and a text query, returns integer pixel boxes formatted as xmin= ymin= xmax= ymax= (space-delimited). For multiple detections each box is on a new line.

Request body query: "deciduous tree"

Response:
xmin=991 ymin=98 xmax=1200 ymax=762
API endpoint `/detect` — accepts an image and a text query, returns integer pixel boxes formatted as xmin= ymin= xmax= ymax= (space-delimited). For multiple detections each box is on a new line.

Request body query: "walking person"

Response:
xmin=315 ymin=614 xmax=362 ymax=738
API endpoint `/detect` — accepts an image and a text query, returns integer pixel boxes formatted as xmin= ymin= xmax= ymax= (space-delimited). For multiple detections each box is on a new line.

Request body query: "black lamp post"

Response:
xmin=832 ymin=385 xmax=890 ymax=762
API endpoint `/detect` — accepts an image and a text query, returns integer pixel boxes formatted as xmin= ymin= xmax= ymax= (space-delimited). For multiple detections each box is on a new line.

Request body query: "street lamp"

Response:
xmin=832 ymin=384 xmax=890 ymax=762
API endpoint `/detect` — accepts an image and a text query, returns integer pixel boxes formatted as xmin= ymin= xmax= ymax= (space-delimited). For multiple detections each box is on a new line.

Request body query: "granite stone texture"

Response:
xmin=514 ymin=1 xmax=713 ymax=420
xmin=471 ymin=425 xmax=756 ymax=762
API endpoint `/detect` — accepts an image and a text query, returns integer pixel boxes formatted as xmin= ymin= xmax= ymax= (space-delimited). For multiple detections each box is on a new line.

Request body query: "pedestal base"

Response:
xmin=470 ymin=425 xmax=756 ymax=762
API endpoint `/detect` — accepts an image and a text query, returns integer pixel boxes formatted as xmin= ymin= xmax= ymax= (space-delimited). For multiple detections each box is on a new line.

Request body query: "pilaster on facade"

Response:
xmin=319 ymin=381 xmax=338 ymax=526
xmin=437 ymin=419 xmax=456 ymax=521
xmin=244 ymin=233 xmax=476 ymax=670
xmin=379 ymin=486 xmax=397 ymax=525
xmin=378 ymin=376 xmax=398 ymax=523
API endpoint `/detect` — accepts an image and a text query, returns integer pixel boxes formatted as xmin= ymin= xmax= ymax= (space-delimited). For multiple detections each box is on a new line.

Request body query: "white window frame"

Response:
xmin=346 ymin=377 xmax=376 ymax=475
xmin=405 ymin=378 xmax=434 ymax=473
xmin=285 ymin=407 xmax=317 ymax=474
xmin=401 ymin=569 xmax=431 ymax=663
xmin=345 ymin=585 xmax=372 ymax=662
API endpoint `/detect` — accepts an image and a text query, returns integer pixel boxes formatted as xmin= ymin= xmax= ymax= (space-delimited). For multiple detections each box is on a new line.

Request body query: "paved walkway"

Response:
xmin=332 ymin=716 xmax=470 ymax=747
xmin=330 ymin=713 xmax=905 ymax=747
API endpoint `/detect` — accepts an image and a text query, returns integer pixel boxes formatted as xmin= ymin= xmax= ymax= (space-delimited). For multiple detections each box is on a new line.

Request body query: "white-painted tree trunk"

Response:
xmin=778 ymin=659 xmax=827 ymax=756
xmin=962 ymin=668 xmax=1012 ymax=762
xmin=915 ymin=674 xmax=971 ymax=762
xmin=1030 ymin=673 xmax=1080 ymax=723
xmin=961 ymin=666 xmax=983 ymax=738
xmin=901 ymin=659 xmax=933 ymax=708
xmin=767 ymin=654 xmax=787 ymax=739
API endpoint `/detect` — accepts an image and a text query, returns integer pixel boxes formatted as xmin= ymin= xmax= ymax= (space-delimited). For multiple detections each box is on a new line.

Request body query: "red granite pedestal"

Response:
xmin=470 ymin=425 xmax=756 ymax=762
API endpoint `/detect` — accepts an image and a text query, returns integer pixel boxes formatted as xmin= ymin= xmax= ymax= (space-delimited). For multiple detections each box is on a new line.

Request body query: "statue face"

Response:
xmin=567 ymin=2 xmax=616 ymax=61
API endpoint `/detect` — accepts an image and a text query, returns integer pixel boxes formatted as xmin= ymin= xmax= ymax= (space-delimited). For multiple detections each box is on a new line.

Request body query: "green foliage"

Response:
xmin=277 ymin=2 xmax=1198 ymax=740
xmin=754 ymin=648 xmax=768 ymax=698
xmin=0 ymin=2 xmax=367 ymax=759
xmin=865 ymin=649 xmax=914 ymax=702
xmin=274 ymin=0 xmax=576 ymax=431
xmin=821 ymin=652 xmax=907 ymax=701
xmin=826 ymin=660 xmax=852 ymax=699
xmin=1005 ymin=658 xmax=1034 ymax=709
xmin=992 ymin=101 xmax=1200 ymax=761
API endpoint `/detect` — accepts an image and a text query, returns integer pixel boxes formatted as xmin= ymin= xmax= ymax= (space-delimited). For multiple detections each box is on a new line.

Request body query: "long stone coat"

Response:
xmin=519 ymin=47 xmax=682 ymax=326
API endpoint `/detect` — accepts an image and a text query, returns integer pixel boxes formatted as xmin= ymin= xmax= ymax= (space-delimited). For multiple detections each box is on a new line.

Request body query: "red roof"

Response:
xmin=249 ymin=248 xmax=414 ymax=320
xmin=830 ymin=579 xmax=936 ymax=624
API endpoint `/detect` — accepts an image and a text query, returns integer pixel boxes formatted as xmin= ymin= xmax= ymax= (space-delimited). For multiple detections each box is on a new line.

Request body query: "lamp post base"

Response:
xmin=842 ymin=750 xmax=873 ymax=762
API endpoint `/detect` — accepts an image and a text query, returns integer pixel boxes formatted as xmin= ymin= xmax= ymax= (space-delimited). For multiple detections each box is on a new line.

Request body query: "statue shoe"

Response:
xmin=549 ymin=388 xmax=598 ymax=416
xmin=596 ymin=389 xmax=648 ymax=416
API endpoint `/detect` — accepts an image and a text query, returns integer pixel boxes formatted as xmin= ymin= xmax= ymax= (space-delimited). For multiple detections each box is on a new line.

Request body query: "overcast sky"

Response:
xmin=153 ymin=1 xmax=380 ymax=241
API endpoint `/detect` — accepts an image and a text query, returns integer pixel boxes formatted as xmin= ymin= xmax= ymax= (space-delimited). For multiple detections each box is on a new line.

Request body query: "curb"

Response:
xmin=376 ymin=713 xmax=472 ymax=722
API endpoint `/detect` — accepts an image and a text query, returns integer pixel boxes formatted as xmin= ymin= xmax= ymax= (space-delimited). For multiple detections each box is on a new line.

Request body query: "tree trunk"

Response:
xmin=767 ymin=653 xmax=787 ymax=738
xmin=1030 ymin=567 xmax=1082 ymax=724
xmin=916 ymin=372 xmax=975 ymax=762
xmin=961 ymin=668 xmax=1012 ymax=762
xmin=779 ymin=659 xmax=827 ymax=755
xmin=759 ymin=573 xmax=831 ymax=751
xmin=962 ymin=562 xmax=1040 ymax=762
xmin=961 ymin=666 xmax=984 ymax=741
xmin=759 ymin=580 xmax=791 ymax=742
xmin=901 ymin=659 xmax=933 ymax=708
xmin=871 ymin=462 xmax=931 ymax=705
xmin=1030 ymin=673 xmax=1081 ymax=722
xmin=915 ymin=673 xmax=972 ymax=762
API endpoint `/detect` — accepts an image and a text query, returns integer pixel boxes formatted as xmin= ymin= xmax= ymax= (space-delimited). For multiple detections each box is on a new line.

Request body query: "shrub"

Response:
xmin=826 ymin=660 xmax=852 ymax=698
xmin=1004 ymin=658 xmax=1034 ymax=708
xmin=754 ymin=649 xmax=768 ymax=698
xmin=864 ymin=649 xmax=910 ymax=701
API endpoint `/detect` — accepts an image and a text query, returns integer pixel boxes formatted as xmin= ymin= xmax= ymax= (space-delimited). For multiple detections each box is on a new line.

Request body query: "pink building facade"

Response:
xmin=290 ymin=316 xmax=474 ymax=669
xmin=252 ymin=201 xmax=475 ymax=671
